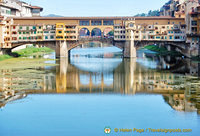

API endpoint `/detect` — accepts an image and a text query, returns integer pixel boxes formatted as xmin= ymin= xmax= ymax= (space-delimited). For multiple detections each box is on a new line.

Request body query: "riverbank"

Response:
xmin=13 ymin=47 xmax=54 ymax=57
xmin=0 ymin=55 xmax=13 ymax=61
xmin=0 ymin=47 xmax=54 ymax=61
xmin=144 ymin=45 xmax=182 ymax=57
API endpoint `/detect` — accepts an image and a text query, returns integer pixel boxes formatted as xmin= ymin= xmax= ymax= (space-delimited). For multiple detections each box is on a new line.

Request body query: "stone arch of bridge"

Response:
xmin=103 ymin=27 xmax=113 ymax=37
xmin=79 ymin=28 xmax=90 ymax=37
xmin=135 ymin=41 xmax=189 ymax=56
xmin=68 ymin=40 xmax=122 ymax=52
xmin=10 ymin=41 xmax=56 ymax=52
xmin=78 ymin=26 xmax=114 ymax=36
xmin=91 ymin=28 xmax=102 ymax=37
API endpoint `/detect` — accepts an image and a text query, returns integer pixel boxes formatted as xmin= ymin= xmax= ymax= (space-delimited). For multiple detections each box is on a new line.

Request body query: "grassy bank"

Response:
xmin=144 ymin=45 xmax=182 ymax=57
xmin=13 ymin=47 xmax=54 ymax=57
xmin=0 ymin=55 xmax=13 ymax=61
xmin=0 ymin=47 xmax=54 ymax=61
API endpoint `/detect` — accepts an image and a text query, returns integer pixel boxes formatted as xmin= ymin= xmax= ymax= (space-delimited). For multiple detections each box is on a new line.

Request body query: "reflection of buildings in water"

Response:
xmin=0 ymin=54 xmax=200 ymax=114
xmin=142 ymin=52 xmax=200 ymax=77
xmin=163 ymin=94 xmax=197 ymax=112
xmin=0 ymin=69 xmax=45 ymax=92
xmin=54 ymin=58 xmax=186 ymax=95
xmin=0 ymin=90 xmax=26 ymax=108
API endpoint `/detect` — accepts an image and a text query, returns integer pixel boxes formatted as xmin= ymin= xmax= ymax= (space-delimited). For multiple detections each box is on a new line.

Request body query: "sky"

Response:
xmin=23 ymin=0 xmax=167 ymax=16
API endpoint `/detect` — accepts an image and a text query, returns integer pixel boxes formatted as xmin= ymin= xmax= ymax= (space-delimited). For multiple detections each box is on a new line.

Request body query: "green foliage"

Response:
xmin=14 ymin=47 xmax=54 ymax=57
xmin=107 ymin=30 xmax=114 ymax=36
xmin=135 ymin=0 xmax=173 ymax=17
xmin=135 ymin=9 xmax=160 ymax=17
xmin=0 ymin=55 xmax=12 ymax=61
xmin=144 ymin=45 xmax=167 ymax=52
xmin=144 ymin=45 xmax=182 ymax=57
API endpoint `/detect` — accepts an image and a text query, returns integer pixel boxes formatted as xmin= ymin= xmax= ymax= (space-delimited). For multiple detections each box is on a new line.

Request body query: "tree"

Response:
xmin=108 ymin=31 xmax=114 ymax=36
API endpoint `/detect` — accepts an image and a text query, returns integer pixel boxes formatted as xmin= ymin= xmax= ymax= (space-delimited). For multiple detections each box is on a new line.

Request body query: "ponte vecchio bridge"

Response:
xmin=0 ymin=16 xmax=190 ymax=57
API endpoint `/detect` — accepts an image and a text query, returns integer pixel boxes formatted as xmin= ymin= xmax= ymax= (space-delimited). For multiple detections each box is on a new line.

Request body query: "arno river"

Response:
xmin=0 ymin=43 xmax=200 ymax=136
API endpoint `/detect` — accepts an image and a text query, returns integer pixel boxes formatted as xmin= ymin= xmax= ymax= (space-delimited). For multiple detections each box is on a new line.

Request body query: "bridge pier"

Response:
xmin=124 ymin=40 xmax=136 ymax=58
xmin=56 ymin=41 xmax=68 ymax=58
xmin=0 ymin=48 xmax=11 ymax=55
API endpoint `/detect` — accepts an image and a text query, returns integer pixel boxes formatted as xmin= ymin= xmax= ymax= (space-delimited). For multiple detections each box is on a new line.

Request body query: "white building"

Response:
xmin=0 ymin=0 xmax=43 ymax=17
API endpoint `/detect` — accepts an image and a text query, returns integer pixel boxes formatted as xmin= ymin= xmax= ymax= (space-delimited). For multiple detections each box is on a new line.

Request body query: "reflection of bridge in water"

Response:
xmin=0 ymin=56 xmax=200 ymax=114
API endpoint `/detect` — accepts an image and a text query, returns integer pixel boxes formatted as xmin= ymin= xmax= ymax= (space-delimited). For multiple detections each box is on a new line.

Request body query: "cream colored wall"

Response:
xmin=135 ymin=19 xmax=185 ymax=25
xmin=13 ymin=20 xmax=79 ymax=25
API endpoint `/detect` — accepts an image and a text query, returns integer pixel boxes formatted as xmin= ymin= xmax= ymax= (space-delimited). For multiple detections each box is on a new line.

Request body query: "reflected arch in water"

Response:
xmin=92 ymin=74 xmax=102 ymax=85
xmin=79 ymin=28 xmax=90 ymax=37
xmin=103 ymin=74 xmax=113 ymax=86
xmin=91 ymin=28 xmax=101 ymax=37
xmin=80 ymin=74 xmax=90 ymax=85
xmin=70 ymin=57 xmax=122 ymax=73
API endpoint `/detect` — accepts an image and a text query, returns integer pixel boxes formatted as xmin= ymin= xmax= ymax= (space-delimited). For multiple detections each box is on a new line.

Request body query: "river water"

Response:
xmin=0 ymin=45 xmax=200 ymax=136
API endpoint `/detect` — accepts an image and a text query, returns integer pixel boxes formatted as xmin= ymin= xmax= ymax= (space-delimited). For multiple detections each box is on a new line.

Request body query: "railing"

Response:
xmin=79 ymin=36 xmax=114 ymax=41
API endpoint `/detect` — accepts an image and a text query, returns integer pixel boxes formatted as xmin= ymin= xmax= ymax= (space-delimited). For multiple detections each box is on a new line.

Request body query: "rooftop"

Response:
xmin=11 ymin=16 xmax=185 ymax=20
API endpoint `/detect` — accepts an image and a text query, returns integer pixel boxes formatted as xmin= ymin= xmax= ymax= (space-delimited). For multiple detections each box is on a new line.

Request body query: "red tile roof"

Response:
xmin=31 ymin=6 xmax=43 ymax=9
xmin=31 ymin=6 xmax=43 ymax=11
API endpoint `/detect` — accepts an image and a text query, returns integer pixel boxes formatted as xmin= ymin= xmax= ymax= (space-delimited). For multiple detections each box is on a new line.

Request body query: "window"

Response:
xmin=58 ymin=31 xmax=62 ymax=33
xmin=50 ymin=36 xmax=54 ymax=39
xmin=79 ymin=20 xmax=90 ymax=26
xmin=33 ymin=26 xmax=36 ymax=29
xmin=26 ymin=27 xmax=29 ymax=30
xmin=175 ymin=36 xmax=180 ymax=39
xmin=20 ymin=26 xmax=23 ymax=29
xmin=192 ymin=38 xmax=195 ymax=41
xmin=191 ymin=21 xmax=197 ymax=26
xmin=45 ymin=36 xmax=48 ymax=39
xmin=103 ymin=20 xmax=114 ymax=25
xmin=91 ymin=20 xmax=102 ymax=26
xmin=192 ymin=27 xmax=197 ymax=32
xmin=129 ymin=23 xmax=134 ymax=27
xmin=169 ymin=36 xmax=173 ymax=39
xmin=156 ymin=36 xmax=160 ymax=39
xmin=56 ymin=36 xmax=63 ymax=39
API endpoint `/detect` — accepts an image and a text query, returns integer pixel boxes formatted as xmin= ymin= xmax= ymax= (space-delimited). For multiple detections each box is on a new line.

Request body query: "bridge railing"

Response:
xmin=78 ymin=36 xmax=114 ymax=41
